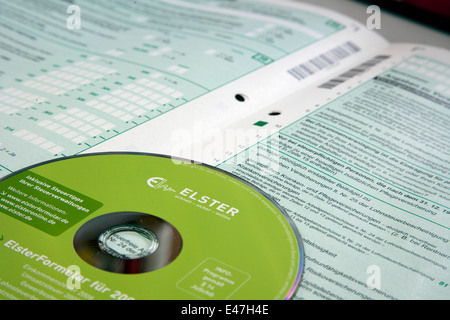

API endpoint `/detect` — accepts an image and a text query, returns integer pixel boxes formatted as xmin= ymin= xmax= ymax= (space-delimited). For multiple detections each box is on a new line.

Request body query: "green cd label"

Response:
xmin=0 ymin=170 xmax=103 ymax=236
xmin=0 ymin=154 xmax=303 ymax=300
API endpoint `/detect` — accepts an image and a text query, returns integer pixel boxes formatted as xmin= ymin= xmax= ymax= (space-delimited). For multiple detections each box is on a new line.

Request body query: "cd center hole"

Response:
xmin=99 ymin=225 xmax=159 ymax=259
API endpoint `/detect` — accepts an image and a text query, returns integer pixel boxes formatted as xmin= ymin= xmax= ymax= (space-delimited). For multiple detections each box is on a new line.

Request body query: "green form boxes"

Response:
xmin=252 ymin=53 xmax=274 ymax=65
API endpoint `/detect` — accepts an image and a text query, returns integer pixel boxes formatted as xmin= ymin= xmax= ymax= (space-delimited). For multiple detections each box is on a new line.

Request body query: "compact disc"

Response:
xmin=0 ymin=153 xmax=304 ymax=300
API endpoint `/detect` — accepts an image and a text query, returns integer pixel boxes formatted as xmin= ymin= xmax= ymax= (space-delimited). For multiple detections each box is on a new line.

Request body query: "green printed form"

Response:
xmin=218 ymin=55 xmax=450 ymax=300
xmin=0 ymin=0 xmax=343 ymax=176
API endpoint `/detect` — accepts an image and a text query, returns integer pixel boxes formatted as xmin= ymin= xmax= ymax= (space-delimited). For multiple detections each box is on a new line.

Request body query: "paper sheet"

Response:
xmin=0 ymin=0 xmax=386 ymax=175
xmin=212 ymin=44 xmax=450 ymax=299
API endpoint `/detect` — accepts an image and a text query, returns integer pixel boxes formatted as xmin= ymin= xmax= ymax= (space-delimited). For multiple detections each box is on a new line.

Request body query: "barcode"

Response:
xmin=287 ymin=41 xmax=361 ymax=81
xmin=318 ymin=54 xmax=391 ymax=89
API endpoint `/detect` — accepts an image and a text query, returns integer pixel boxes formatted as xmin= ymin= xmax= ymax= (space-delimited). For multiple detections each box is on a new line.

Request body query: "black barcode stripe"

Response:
xmin=287 ymin=41 xmax=361 ymax=81
xmin=318 ymin=54 xmax=391 ymax=89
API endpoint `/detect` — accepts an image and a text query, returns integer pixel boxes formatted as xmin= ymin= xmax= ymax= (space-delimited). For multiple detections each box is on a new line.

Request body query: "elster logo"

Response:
xmin=147 ymin=177 xmax=167 ymax=188
xmin=147 ymin=177 xmax=176 ymax=192
xmin=147 ymin=177 xmax=239 ymax=218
